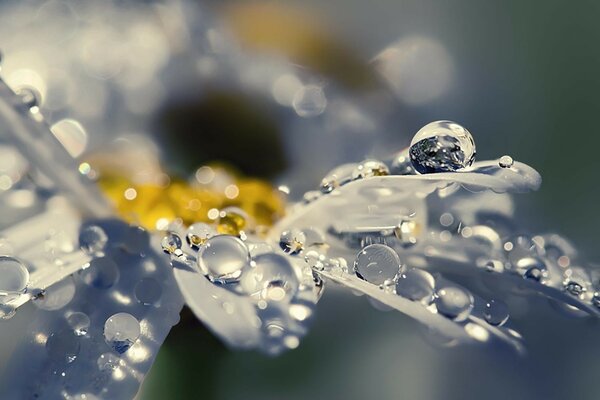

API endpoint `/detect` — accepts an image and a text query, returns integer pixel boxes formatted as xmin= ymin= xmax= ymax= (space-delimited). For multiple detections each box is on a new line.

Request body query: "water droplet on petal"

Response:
xmin=484 ymin=299 xmax=509 ymax=326
xmin=0 ymin=256 xmax=29 ymax=297
xmin=134 ymin=278 xmax=162 ymax=305
xmin=395 ymin=268 xmax=435 ymax=304
xmin=46 ymin=329 xmax=80 ymax=363
xmin=161 ymin=232 xmax=182 ymax=255
xmin=15 ymin=87 xmax=41 ymax=108
xmin=279 ymin=229 xmax=306 ymax=255
xmin=80 ymin=257 xmax=120 ymax=289
xmin=354 ymin=244 xmax=402 ymax=285
xmin=197 ymin=235 xmax=250 ymax=283
xmin=320 ymin=163 xmax=356 ymax=193
xmin=393 ymin=219 xmax=419 ymax=247
xmin=104 ymin=313 xmax=141 ymax=354
xmin=351 ymin=160 xmax=390 ymax=180
xmin=240 ymin=253 xmax=299 ymax=302
xmin=217 ymin=207 xmax=248 ymax=236
xmin=435 ymin=285 xmax=474 ymax=321
xmin=409 ymin=120 xmax=476 ymax=174
xmin=498 ymin=155 xmax=514 ymax=168
xmin=79 ymin=225 xmax=108 ymax=256
xmin=66 ymin=311 xmax=90 ymax=336
xmin=185 ymin=223 xmax=216 ymax=250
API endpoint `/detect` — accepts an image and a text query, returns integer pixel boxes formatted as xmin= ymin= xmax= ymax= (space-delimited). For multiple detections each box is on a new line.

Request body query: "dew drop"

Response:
xmin=320 ymin=163 xmax=356 ymax=193
xmin=393 ymin=219 xmax=418 ymax=247
xmin=353 ymin=244 xmax=402 ymax=285
xmin=300 ymin=227 xmax=326 ymax=249
xmin=80 ymin=257 xmax=120 ymax=289
xmin=66 ymin=311 xmax=90 ymax=336
xmin=34 ymin=277 xmax=76 ymax=311
xmin=292 ymin=85 xmax=327 ymax=117
xmin=217 ymin=207 xmax=248 ymax=236
xmin=197 ymin=235 xmax=250 ymax=283
xmin=240 ymin=253 xmax=299 ymax=302
xmin=498 ymin=155 xmax=514 ymax=168
xmin=185 ymin=223 xmax=216 ymax=250
xmin=79 ymin=225 xmax=108 ymax=256
xmin=351 ymin=160 xmax=390 ymax=180
xmin=46 ymin=329 xmax=81 ymax=363
xmin=484 ymin=259 xmax=505 ymax=273
xmin=0 ymin=256 xmax=29 ymax=296
xmin=279 ymin=229 xmax=306 ymax=255
xmin=434 ymin=286 xmax=474 ymax=321
xmin=503 ymin=235 xmax=543 ymax=266
xmin=408 ymin=120 xmax=476 ymax=174
xmin=134 ymin=278 xmax=162 ymax=305
xmin=395 ymin=268 xmax=435 ymax=304
xmin=104 ymin=313 xmax=141 ymax=354
xmin=161 ymin=232 xmax=182 ymax=255
xmin=484 ymin=299 xmax=509 ymax=326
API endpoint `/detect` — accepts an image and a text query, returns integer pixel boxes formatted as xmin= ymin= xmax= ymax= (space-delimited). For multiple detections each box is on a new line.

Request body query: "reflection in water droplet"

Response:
xmin=79 ymin=225 xmax=108 ymax=256
xmin=484 ymin=299 xmax=509 ymax=326
xmin=46 ymin=330 xmax=80 ymax=363
xmin=354 ymin=244 xmax=402 ymax=285
xmin=0 ymin=256 xmax=29 ymax=296
xmin=104 ymin=313 xmax=141 ymax=354
xmin=240 ymin=253 xmax=299 ymax=302
xmin=197 ymin=235 xmax=250 ymax=283
xmin=484 ymin=259 xmax=505 ymax=273
xmin=279 ymin=229 xmax=306 ymax=255
xmin=67 ymin=312 xmax=90 ymax=336
xmin=186 ymin=223 xmax=215 ymax=250
xmin=498 ymin=155 xmax=514 ymax=168
xmin=394 ymin=219 xmax=418 ymax=247
xmin=351 ymin=160 xmax=390 ymax=180
xmin=135 ymin=278 xmax=162 ymax=305
xmin=409 ymin=121 xmax=476 ymax=174
xmin=161 ymin=232 xmax=182 ymax=254
xmin=435 ymin=286 xmax=474 ymax=321
xmin=395 ymin=268 xmax=435 ymax=304
xmin=80 ymin=257 xmax=120 ymax=289
xmin=217 ymin=207 xmax=248 ymax=236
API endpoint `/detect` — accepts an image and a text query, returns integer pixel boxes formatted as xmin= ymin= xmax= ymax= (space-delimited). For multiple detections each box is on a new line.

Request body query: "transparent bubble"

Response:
xmin=161 ymin=232 xmax=182 ymax=255
xmin=66 ymin=311 xmax=90 ymax=336
xmin=353 ymin=244 xmax=402 ymax=285
xmin=292 ymin=85 xmax=327 ymax=117
xmin=80 ymin=257 xmax=120 ymax=289
xmin=351 ymin=160 xmax=390 ymax=180
xmin=498 ymin=155 xmax=514 ymax=168
xmin=320 ymin=163 xmax=356 ymax=193
xmin=79 ymin=225 xmax=108 ymax=256
xmin=104 ymin=313 xmax=141 ymax=354
xmin=197 ymin=235 xmax=250 ymax=283
xmin=240 ymin=253 xmax=299 ymax=302
xmin=279 ymin=229 xmax=306 ymax=255
xmin=134 ymin=278 xmax=162 ymax=305
xmin=0 ymin=256 xmax=29 ymax=295
xmin=186 ymin=223 xmax=216 ymax=250
xmin=484 ymin=299 xmax=509 ymax=326
xmin=435 ymin=286 xmax=474 ymax=321
xmin=409 ymin=121 xmax=476 ymax=174
xmin=34 ymin=277 xmax=76 ymax=311
xmin=46 ymin=329 xmax=80 ymax=363
xmin=395 ymin=268 xmax=435 ymax=304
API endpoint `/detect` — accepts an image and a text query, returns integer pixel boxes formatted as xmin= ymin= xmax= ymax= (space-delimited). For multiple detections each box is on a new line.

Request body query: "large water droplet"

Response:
xmin=395 ymin=268 xmax=435 ymax=304
xmin=80 ymin=257 xmax=120 ymax=289
xmin=79 ymin=225 xmax=108 ymax=256
xmin=484 ymin=299 xmax=509 ymax=326
xmin=186 ymin=223 xmax=216 ymax=250
xmin=0 ymin=256 xmax=29 ymax=296
xmin=351 ymin=160 xmax=390 ymax=180
xmin=353 ymin=244 xmax=402 ymax=285
xmin=66 ymin=311 xmax=90 ymax=336
xmin=46 ymin=329 xmax=81 ymax=363
xmin=104 ymin=313 xmax=141 ymax=354
xmin=279 ymin=229 xmax=306 ymax=255
xmin=134 ymin=278 xmax=162 ymax=305
xmin=435 ymin=286 xmax=474 ymax=321
xmin=197 ymin=235 xmax=250 ymax=283
xmin=409 ymin=121 xmax=476 ymax=174
xmin=240 ymin=253 xmax=299 ymax=302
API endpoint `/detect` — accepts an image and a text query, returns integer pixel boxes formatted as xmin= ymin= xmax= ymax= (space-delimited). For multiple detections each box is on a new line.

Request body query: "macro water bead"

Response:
xmin=353 ymin=244 xmax=403 ymax=285
xmin=0 ymin=256 xmax=29 ymax=295
xmin=104 ymin=313 xmax=141 ymax=354
xmin=409 ymin=121 xmax=476 ymax=174
xmin=197 ymin=235 xmax=250 ymax=283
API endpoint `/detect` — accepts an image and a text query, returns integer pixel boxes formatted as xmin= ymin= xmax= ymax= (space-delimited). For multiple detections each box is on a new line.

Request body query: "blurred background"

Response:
xmin=1 ymin=0 xmax=600 ymax=399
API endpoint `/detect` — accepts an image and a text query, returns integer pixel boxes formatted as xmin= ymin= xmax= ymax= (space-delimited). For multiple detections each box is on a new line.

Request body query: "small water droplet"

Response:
xmin=484 ymin=299 xmax=509 ymax=326
xmin=80 ymin=257 xmax=120 ymax=289
xmin=592 ymin=293 xmax=600 ymax=309
xmin=279 ymin=229 xmax=306 ymax=255
xmin=79 ymin=225 xmax=108 ymax=256
xmin=521 ymin=259 xmax=547 ymax=282
xmin=46 ymin=330 xmax=80 ymax=363
xmin=240 ymin=253 xmax=299 ymax=302
xmin=393 ymin=219 xmax=419 ymax=247
xmin=134 ymin=278 xmax=162 ymax=305
xmin=351 ymin=160 xmax=390 ymax=180
xmin=484 ymin=259 xmax=505 ymax=273
xmin=353 ymin=244 xmax=402 ymax=285
xmin=161 ymin=232 xmax=182 ymax=254
xmin=435 ymin=286 xmax=474 ymax=321
xmin=197 ymin=235 xmax=250 ymax=283
xmin=34 ymin=277 xmax=76 ymax=311
xmin=292 ymin=85 xmax=327 ymax=117
xmin=66 ymin=312 xmax=90 ymax=336
xmin=104 ymin=313 xmax=141 ymax=354
xmin=304 ymin=250 xmax=326 ymax=271
xmin=217 ymin=207 xmax=248 ymax=236
xmin=185 ymin=223 xmax=216 ymax=250
xmin=498 ymin=155 xmax=514 ymax=168
xmin=0 ymin=256 xmax=29 ymax=297
xmin=320 ymin=164 xmax=356 ymax=193
xmin=395 ymin=268 xmax=435 ymax=304
xmin=409 ymin=120 xmax=476 ymax=174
